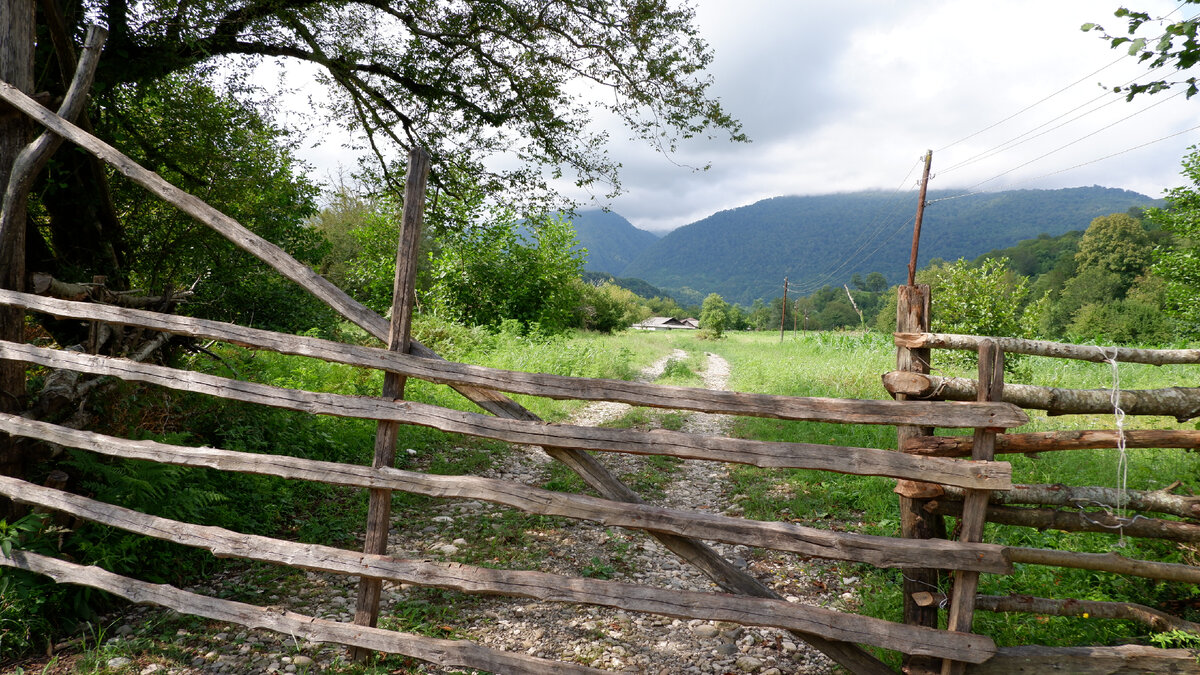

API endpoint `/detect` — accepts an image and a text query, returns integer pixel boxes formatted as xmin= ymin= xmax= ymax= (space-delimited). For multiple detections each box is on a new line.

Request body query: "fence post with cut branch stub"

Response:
xmin=893 ymin=283 xmax=947 ymax=675
xmin=352 ymin=147 xmax=430 ymax=660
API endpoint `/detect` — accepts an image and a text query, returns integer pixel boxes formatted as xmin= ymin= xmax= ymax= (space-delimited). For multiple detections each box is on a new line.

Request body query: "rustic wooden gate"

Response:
xmin=3 ymin=32 xmax=1200 ymax=674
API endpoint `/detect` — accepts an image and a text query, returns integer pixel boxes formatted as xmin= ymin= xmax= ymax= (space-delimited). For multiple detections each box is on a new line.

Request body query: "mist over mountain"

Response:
xmin=590 ymin=187 xmax=1157 ymax=306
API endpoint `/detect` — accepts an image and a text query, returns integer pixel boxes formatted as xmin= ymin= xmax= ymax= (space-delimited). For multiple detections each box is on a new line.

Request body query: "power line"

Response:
xmin=935 ymin=54 xmax=1128 ymax=154
xmin=788 ymin=160 xmax=922 ymax=294
xmin=938 ymin=64 xmax=1171 ymax=176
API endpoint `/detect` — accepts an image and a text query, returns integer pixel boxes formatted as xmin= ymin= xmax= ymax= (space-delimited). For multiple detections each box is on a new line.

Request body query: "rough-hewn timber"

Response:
xmin=0 ymin=341 xmax=1014 ymax=490
xmin=0 ymin=412 xmax=1011 ymax=574
xmin=0 ymin=289 xmax=1027 ymax=430
xmin=882 ymin=371 xmax=1200 ymax=422
xmin=0 ymin=477 xmax=997 ymax=663
xmin=1 ymin=549 xmax=606 ymax=674
xmin=895 ymin=332 xmax=1200 ymax=366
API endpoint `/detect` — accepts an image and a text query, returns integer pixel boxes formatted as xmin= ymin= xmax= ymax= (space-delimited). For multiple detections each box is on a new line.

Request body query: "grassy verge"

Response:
xmin=686 ymin=329 xmax=1200 ymax=658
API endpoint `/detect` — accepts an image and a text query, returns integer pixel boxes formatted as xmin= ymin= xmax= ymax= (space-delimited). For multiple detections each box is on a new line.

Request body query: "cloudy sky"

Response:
xmin=291 ymin=0 xmax=1200 ymax=234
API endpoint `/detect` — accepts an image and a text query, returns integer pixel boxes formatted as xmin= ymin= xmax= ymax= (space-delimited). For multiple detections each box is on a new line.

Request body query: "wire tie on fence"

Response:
xmin=1100 ymin=346 xmax=1130 ymax=545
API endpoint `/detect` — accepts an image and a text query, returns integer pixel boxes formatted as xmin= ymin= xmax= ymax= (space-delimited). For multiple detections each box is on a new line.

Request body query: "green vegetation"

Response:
xmin=691 ymin=330 xmax=1200 ymax=659
xmin=618 ymin=187 xmax=1155 ymax=305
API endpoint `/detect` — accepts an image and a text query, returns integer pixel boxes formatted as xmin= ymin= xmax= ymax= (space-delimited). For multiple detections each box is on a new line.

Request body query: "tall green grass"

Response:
xmin=650 ymin=329 xmax=1200 ymax=654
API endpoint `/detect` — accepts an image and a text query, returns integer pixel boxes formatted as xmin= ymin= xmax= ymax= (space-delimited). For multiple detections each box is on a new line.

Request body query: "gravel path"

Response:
xmin=30 ymin=350 xmax=854 ymax=675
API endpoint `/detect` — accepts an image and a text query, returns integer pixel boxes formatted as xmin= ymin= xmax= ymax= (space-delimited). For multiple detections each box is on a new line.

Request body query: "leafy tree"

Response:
xmin=427 ymin=212 xmax=585 ymax=333
xmin=1148 ymin=146 xmax=1200 ymax=334
xmin=1084 ymin=5 xmax=1200 ymax=98
xmin=699 ymin=293 xmax=729 ymax=338
xmin=1074 ymin=213 xmax=1154 ymax=289
xmin=923 ymin=258 xmax=1031 ymax=367
xmin=574 ymin=281 xmax=651 ymax=333
xmin=862 ymin=272 xmax=888 ymax=293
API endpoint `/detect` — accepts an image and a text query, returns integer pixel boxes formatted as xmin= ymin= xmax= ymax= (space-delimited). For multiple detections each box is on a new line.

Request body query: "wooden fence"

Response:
xmin=2 ymin=33 xmax=1200 ymax=674
xmin=887 ymin=287 xmax=1200 ymax=674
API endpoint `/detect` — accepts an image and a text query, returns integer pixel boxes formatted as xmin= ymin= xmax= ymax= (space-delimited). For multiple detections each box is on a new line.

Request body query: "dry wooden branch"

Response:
xmin=354 ymin=147 xmax=429 ymax=652
xmin=939 ymin=484 xmax=1200 ymax=521
xmin=0 ymin=477 xmax=997 ymax=663
xmin=0 ymin=549 xmax=606 ymax=674
xmin=928 ymin=499 xmax=1200 ymax=543
xmin=0 ymin=26 xmax=106 ymax=286
xmin=912 ymin=592 xmax=1200 ymax=634
xmin=902 ymin=429 xmax=1200 ymax=457
xmin=895 ymin=332 xmax=1200 ymax=366
xmin=882 ymin=371 xmax=1200 ymax=422
xmin=0 ymin=412 xmax=1012 ymax=574
xmin=31 ymin=273 xmax=191 ymax=308
xmin=0 ymin=290 xmax=1027 ymax=429
xmin=965 ymin=645 xmax=1200 ymax=674
xmin=943 ymin=340 xmax=1004 ymax=675
xmin=0 ymin=341 xmax=1014 ymax=490
xmin=1008 ymin=546 xmax=1200 ymax=584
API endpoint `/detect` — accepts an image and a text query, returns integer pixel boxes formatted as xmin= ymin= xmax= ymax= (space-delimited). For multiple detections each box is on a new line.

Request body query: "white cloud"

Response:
xmin=289 ymin=0 xmax=1200 ymax=231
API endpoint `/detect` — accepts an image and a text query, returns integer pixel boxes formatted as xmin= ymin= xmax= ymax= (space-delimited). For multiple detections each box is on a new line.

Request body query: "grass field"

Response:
xmin=617 ymin=328 xmax=1200 ymax=654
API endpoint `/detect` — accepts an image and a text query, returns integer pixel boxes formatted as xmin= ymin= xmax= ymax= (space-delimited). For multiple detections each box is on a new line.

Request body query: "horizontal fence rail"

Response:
xmin=0 ymin=413 xmax=1011 ymax=573
xmin=0 ymin=340 xmax=1014 ymax=490
xmin=0 ymin=476 xmax=998 ymax=663
xmin=902 ymin=429 xmax=1200 ymax=456
xmin=882 ymin=371 xmax=1200 ymax=422
xmin=894 ymin=332 xmax=1200 ymax=365
xmin=0 ymin=549 xmax=608 ymax=675
xmin=0 ymin=289 xmax=1027 ymax=429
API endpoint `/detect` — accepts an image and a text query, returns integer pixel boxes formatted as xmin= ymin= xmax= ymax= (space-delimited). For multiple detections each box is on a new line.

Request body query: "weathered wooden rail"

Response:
xmin=886 ymin=321 xmax=1200 ymax=675
xmin=2 ymin=45 xmax=1199 ymax=674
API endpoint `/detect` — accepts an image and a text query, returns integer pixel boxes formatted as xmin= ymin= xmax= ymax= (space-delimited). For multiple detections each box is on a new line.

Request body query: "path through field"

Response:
xmin=396 ymin=348 xmax=847 ymax=674
xmin=43 ymin=349 xmax=854 ymax=675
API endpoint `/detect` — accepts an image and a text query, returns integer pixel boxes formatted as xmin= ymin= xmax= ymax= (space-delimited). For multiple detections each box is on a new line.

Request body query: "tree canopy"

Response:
xmin=1084 ymin=3 xmax=1200 ymax=98
xmin=85 ymin=0 xmax=745 ymax=201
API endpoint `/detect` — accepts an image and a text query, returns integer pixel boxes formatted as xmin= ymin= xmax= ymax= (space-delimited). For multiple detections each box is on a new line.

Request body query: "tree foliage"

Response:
xmin=1084 ymin=5 xmax=1200 ymax=98
xmin=699 ymin=293 xmax=729 ymax=338
xmin=1148 ymin=146 xmax=1200 ymax=334
xmin=427 ymin=212 xmax=585 ymax=334
xmin=77 ymin=0 xmax=744 ymax=204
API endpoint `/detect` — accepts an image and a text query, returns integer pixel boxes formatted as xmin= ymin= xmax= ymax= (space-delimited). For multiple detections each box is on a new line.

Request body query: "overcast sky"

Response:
xmin=290 ymin=0 xmax=1200 ymax=234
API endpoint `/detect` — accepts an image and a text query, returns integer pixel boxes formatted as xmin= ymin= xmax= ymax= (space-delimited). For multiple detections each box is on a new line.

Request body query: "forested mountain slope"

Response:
xmin=567 ymin=209 xmax=660 ymax=274
xmin=618 ymin=187 xmax=1156 ymax=305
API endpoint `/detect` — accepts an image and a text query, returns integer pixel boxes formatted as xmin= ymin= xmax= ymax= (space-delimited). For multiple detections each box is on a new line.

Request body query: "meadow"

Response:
xmin=636 ymin=328 xmax=1200 ymax=653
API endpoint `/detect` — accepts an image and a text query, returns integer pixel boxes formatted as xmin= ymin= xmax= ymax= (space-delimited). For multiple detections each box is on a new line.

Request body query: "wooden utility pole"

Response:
xmin=352 ymin=147 xmax=430 ymax=660
xmin=906 ymin=150 xmax=933 ymax=287
xmin=779 ymin=277 xmax=788 ymax=343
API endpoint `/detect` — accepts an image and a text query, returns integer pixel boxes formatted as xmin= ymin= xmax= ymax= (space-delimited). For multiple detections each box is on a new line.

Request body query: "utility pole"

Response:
xmin=779 ymin=276 xmax=788 ymax=343
xmin=906 ymin=150 xmax=933 ymax=287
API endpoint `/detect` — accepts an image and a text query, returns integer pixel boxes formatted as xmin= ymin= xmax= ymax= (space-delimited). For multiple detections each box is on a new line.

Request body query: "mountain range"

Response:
xmin=569 ymin=186 xmax=1158 ymax=306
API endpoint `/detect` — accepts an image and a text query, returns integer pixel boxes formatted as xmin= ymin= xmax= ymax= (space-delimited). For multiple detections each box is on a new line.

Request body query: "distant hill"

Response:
xmin=618 ymin=187 xmax=1158 ymax=305
xmin=566 ymin=209 xmax=660 ymax=274
xmin=581 ymin=271 xmax=671 ymax=300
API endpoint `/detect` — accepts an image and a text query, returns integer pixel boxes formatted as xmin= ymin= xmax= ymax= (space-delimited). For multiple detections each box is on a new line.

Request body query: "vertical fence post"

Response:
xmin=941 ymin=339 xmax=1003 ymax=675
xmin=351 ymin=147 xmax=430 ymax=660
xmin=894 ymin=283 xmax=945 ymax=675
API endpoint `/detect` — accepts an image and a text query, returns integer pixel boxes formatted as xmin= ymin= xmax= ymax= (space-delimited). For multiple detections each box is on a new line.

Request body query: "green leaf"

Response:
xmin=1081 ymin=22 xmax=1097 ymax=32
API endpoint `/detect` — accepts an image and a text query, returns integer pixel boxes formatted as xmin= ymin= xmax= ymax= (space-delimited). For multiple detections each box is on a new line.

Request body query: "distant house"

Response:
xmin=632 ymin=316 xmax=697 ymax=331
xmin=682 ymin=318 xmax=700 ymax=328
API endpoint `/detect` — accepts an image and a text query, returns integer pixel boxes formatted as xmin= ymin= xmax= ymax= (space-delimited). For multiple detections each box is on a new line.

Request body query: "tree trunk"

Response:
xmin=0 ymin=0 xmax=36 ymax=517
